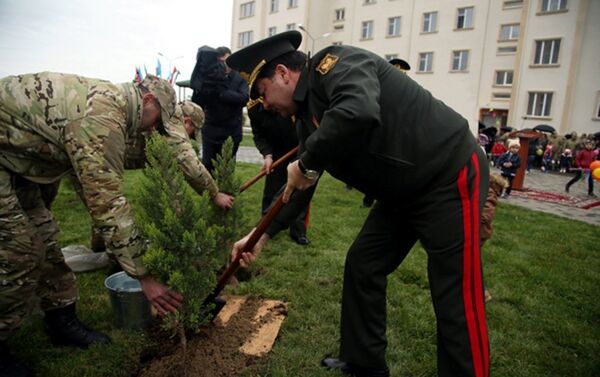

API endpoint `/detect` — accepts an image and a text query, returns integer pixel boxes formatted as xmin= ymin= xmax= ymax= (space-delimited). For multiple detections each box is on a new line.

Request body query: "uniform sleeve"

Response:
xmin=63 ymin=105 xmax=147 ymax=278
xmin=301 ymin=51 xmax=382 ymax=171
xmin=249 ymin=108 xmax=273 ymax=157
xmin=163 ymin=120 xmax=219 ymax=198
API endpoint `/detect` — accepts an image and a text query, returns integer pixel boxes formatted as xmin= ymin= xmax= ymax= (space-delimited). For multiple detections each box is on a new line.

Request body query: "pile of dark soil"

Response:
xmin=137 ymin=296 xmax=283 ymax=377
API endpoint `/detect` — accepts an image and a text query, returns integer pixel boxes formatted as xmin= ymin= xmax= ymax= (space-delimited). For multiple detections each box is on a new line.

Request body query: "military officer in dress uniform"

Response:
xmin=0 ymin=72 xmax=219 ymax=376
xmin=228 ymin=31 xmax=490 ymax=377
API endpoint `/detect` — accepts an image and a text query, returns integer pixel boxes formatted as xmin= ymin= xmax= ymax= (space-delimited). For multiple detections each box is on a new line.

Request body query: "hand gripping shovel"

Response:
xmin=205 ymin=192 xmax=287 ymax=317
xmin=239 ymin=146 xmax=299 ymax=193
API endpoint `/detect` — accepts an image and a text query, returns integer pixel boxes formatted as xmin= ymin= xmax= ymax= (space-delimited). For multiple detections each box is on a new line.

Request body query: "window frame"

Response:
xmin=456 ymin=7 xmax=474 ymax=30
xmin=540 ymin=0 xmax=567 ymax=13
xmin=387 ymin=16 xmax=401 ymax=37
xmin=238 ymin=31 xmax=253 ymax=47
xmin=418 ymin=52 xmax=434 ymax=73
xmin=361 ymin=20 xmax=374 ymax=40
xmin=499 ymin=24 xmax=520 ymax=41
xmin=451 ymin=50 xmax=470 ymax=71
xmin=533 ymin=38 xmax=561 ymax=65
xmin=268 ymin=26 xmax=277 ymax=36
xmin=240 ymin=1 xmax=255 ymax=18
xmin=335 ymin=8 xmax=345 ymax=21
xmin=527 ymin=91 xmax=554 ymax=117
xmin=494 ymin=70 xmax=514 ymax=86
xmin=288 ymin=0 xmax=298 ymax=9
xmin=422 ymin=11 xmax=438 ymax=33
xmin=270 ymin=0 xmax=278 ymax=13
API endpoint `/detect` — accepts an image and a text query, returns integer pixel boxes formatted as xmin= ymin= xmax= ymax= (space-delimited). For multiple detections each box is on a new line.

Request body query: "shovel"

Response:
xmin=205 ymin=192 xmax=287 ymax=317
xmin=239 ymin=146 xmax=299 ymax=193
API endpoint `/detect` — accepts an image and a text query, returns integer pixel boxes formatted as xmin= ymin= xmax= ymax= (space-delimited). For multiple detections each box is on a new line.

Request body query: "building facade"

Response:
xmin=230 ymin=0 xmax=599 ymax=136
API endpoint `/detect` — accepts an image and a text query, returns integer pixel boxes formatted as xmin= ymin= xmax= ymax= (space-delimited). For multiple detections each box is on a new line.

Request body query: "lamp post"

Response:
xmin=157 ymin=52 xmax=183 ymax=77
xmin=297 ymin=25 xmax=331 ymax=55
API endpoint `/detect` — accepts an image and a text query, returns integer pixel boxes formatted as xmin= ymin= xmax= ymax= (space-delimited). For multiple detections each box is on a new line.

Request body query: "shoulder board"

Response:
xmin=316 ymin=53 xmax=339 ymax=75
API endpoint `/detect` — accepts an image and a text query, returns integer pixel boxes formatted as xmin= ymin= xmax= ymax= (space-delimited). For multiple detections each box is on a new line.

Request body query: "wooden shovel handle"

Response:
xmin=212 ymin=192 xmax=286 ymax=297
xmin=239 ymin=146 xmax=299 ymax=193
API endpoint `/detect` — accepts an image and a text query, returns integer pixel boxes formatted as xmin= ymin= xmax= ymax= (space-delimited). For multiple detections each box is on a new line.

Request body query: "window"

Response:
xmin=238 ymin=31 xmax=253 ymax=47
xmin=335 ymin=8 xmax=345 ymax=21
xmin=419 ymin=52 xmax=433 ymax=72
xmin=498 ymin=46 xmax=517 ymax=54
xmin=423 ymin=12 xmax=438 ymax=33
xmin=268 ymin=27 xmax=277 ymax=36
xmin=534 ymin=39 xmax=560 ymax=65
xmin=270 ymin=0 xmax=278 ymax=13
xmin=495 ymin=70 xmax=514 ymax=86
xmin=452 ymin=50 xmax=469 ymax=71
xmin=527 ymin=92 xmax=553 ymax=117
xmin=364 ymin=0 xmax=376 ymax=4
xmin=388 ymin=17 xmax=401 ymax=37
xmin=286 ymin=23 xmax=296 ymax=31
xmin=493 ymin=92 xmax=511 ymax=100
xmin=240 ymin=1 xmax=255 ymax=18
xmin=456 ymin=7 xmax=474 ymax=29
xmin=385 ymin=54 xmax=398 ymax=61
xmin=541 ymin=0 xmax=567 ymax=12
xmin=288 ymin=0 xmax=298 ymax=8
xmin=332 ymin=41 xmax=343 ymax=46
xmin=362 ymin=21 xmax=374 ymax=39
xmin=504 ymin=0 xmax=523 ymax=7
xmin=500 ymin=24 xmax=519 ymax=41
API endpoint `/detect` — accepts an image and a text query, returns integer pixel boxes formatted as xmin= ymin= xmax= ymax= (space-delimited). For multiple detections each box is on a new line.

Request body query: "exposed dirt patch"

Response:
xmin=137 ymin=296 xmax=286 ymax=377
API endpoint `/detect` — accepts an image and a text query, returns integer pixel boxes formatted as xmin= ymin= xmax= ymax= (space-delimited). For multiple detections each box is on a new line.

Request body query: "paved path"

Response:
xmin=236 ymin=147 xmax=599 ymax=226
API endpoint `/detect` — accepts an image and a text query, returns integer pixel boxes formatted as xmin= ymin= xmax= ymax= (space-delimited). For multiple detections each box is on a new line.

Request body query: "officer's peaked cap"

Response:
xmin=226 ymin=30 xmax=302 ymax=92
xmin=388 ymin=58 xmax=411 ymax=71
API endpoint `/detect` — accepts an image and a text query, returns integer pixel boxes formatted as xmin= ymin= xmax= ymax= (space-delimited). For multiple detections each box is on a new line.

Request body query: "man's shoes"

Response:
xmin=589 ymin=192 xmax=596 ymax=197
xmin=321 ymin=357 xmax=390 ymax=377
xmin=291 ymin=234 xmax=310 ymax=246
xmin=0 ymin=342 xmax=33 ymax=377
xmin=44 ymin=304 xmax=111 ymax=348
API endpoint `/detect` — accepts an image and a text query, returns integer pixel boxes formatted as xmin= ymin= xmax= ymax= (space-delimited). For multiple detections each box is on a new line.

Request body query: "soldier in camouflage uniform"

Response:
xmin=89 ymin=99 xmax=231 ymax=253
xmin=0 ymin=72 xmax=202 ymax=375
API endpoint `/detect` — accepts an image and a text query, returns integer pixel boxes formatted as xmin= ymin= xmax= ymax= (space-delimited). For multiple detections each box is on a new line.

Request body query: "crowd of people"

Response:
xmin=481 ymin=128 xmax=599 ymax=197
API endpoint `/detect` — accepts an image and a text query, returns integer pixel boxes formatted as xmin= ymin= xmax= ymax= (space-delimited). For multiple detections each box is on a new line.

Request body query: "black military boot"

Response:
xmin=44 ymin=304 xmax=111 ymax=348
xmin=0 ymin=341 xmax=33 ymax=377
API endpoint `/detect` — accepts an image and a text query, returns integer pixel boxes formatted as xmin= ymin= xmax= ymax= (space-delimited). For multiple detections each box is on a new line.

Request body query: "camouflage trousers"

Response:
xmin=0 ymin=167 xmax=77 ymax=341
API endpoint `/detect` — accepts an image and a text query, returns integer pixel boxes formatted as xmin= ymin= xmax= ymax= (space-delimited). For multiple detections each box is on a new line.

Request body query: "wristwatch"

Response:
xmin=298 ymin=159 xmax=319 ymax=180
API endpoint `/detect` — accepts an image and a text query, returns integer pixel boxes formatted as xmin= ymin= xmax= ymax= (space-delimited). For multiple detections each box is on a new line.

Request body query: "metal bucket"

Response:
xmin=104 ymin=271 xmax=152 ymax=330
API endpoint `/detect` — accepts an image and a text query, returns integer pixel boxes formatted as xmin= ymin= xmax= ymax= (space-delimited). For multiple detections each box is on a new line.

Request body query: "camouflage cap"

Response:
xmin=178 ymin=100 xmax=205 ymax=130
xmin=137 ymin=74 xmax=177 ymax=128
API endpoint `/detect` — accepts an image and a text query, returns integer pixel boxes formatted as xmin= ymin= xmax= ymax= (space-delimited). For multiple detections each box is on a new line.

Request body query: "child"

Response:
xmin=541 ymin=143 xmax=553 ymax=172
xmin=481 ymin=173 xmax=509 ymax=302
xmin=491 ymin=137 xmax=507 ymax=167
xmin=559 ymin=148 xmax=572 ymax=173
xmin=497 ymin=140 xmax=521 ymax=198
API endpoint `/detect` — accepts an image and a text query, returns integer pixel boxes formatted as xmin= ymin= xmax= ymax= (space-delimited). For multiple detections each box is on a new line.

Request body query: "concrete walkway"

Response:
xmin=236 ymin=146 xmax=599 ymax=226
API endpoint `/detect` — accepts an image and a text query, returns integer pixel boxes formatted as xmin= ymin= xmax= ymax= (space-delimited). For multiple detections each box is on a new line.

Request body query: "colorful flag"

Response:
xmin=156 ymin=59 xmax=162 ymax=78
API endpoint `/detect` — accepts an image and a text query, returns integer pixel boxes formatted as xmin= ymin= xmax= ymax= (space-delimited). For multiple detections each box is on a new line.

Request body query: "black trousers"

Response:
xmin=201 ymin=139 xmax=240 ymax=174
xmin=566 ymin=170 xmax=594 ymax=195
xmin=340 ymin=151 xmax=490 ymax=377
xmin=262 ymin=159 xmax=308 ymax=238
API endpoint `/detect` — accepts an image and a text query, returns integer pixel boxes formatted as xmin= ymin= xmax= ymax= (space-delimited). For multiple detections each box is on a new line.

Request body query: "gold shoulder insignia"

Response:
xmin=316 ymin=53 xmax=339 ymax=75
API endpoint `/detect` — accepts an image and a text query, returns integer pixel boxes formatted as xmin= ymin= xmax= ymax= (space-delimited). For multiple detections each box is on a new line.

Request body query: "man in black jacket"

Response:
xmin=193 ymin=46 xmax=249 ymax=173
xmin=228 ymin=31 xmax=490 ymax=377
xmin=248 ymin=103 xmax=311 ymax=245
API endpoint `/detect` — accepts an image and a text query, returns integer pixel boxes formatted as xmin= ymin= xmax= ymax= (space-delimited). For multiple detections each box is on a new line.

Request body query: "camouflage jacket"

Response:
xmin=0 ymin=72 xmax=217 ymax=278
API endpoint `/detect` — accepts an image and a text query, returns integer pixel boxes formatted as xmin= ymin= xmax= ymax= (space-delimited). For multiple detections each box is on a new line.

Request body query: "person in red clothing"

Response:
xmin=565 ymin=139 xmax=596 ymax=196
xmin=490 ymin=137 xmax=507 ymax=167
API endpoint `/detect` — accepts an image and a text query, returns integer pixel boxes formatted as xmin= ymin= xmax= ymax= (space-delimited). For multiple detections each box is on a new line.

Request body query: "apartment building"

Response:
xmin=230 ymin=0 xmax=599 ymax=136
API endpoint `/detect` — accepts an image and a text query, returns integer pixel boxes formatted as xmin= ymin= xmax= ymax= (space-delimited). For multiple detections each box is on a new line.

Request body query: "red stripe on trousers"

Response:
xmin=457 ymin=153 xmax=488 ymax=377
xmin=470 ymin=154 xmax=490 ymax=377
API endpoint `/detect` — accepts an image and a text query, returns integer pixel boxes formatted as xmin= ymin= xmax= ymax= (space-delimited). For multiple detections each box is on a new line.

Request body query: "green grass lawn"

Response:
xmin=9 ymin=162 xmax=600 ymax=376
